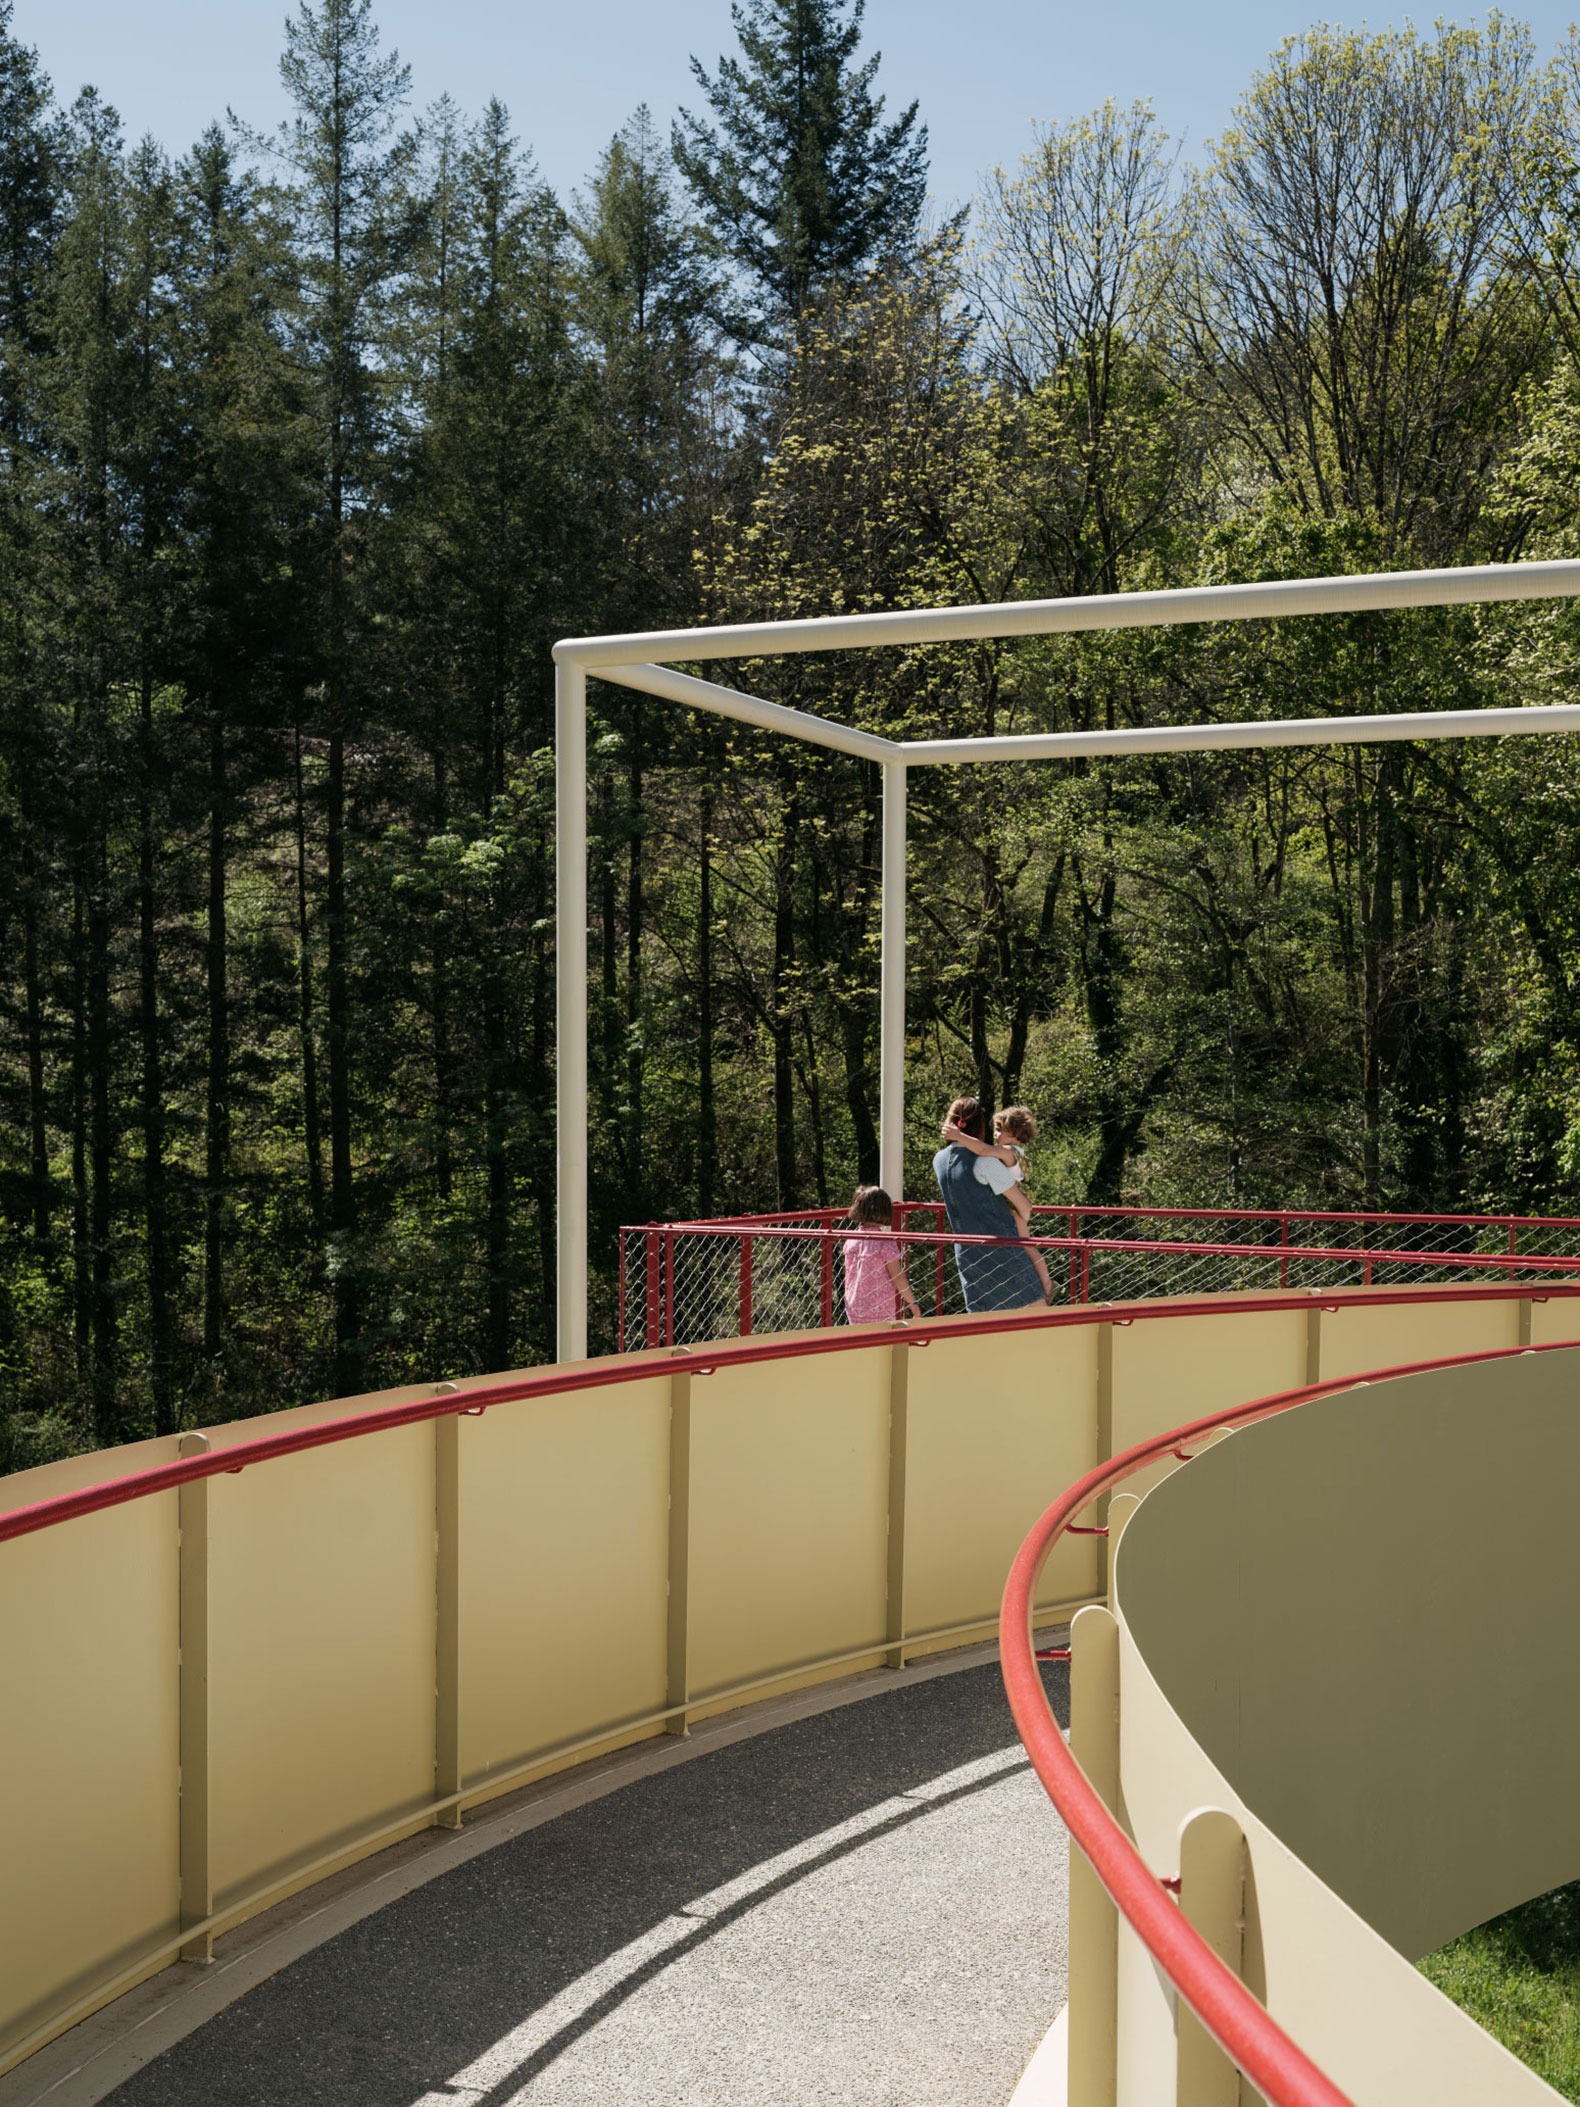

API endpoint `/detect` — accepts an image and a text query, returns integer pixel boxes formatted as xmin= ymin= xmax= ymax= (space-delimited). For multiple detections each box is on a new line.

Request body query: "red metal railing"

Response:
xmin=997 ymin=1334 xmax=1580 ymax=2107
xmin=4 ymin=1281 xmax=1573 ymax=1547
xmin=616 ymin=1206 xmax=1580 ymax=1349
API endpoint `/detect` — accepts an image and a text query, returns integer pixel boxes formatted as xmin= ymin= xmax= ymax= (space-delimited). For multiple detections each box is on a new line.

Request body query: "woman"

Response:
xmin=931 ymin=1096 xmax=1045 ymax=1313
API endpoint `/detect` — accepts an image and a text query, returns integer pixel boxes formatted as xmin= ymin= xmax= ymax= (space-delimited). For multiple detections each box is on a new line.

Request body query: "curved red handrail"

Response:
xmin=998 ymin=1337 xmax=1580 ymax=2107
xmin=4 ymin=1284 xmax=1577 ymax=1547
xmin=3 ymin=1283 xmax=1575 ymax=1548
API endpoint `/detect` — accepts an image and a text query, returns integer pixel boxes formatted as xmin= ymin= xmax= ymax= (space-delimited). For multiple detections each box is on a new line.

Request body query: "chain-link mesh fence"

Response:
xmin=618 ymin=1209 xmax=1580 ymax=1350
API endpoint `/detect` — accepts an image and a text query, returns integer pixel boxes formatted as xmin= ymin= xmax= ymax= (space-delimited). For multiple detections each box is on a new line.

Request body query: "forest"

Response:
xmin=7 ymin=0 xmax=1580 ymax=1460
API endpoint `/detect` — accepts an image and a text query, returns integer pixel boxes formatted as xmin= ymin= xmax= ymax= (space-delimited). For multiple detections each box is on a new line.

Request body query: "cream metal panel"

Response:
xmin=1109 ymin=1349 xmax=1580 ymax=2102
xmin=206 ymin=1425 xmax=436 ymax=1909
xmin=1112 ymin=1627 xmax=1553 ymax=2107
xmin=457 ymin=1379 xmax=670 ymax=1782
xmin=0 ymin=1498 xmax=179 ymax=2058
xmin=1109 ymin=1305 xmax=1306 ymax=1499
xmin=1315 ymin=1288 xmax=1520 ymax=1384
xmin=1528 ymin=1293 xmax=1580 ymax=1345
xmin=903 ymin=1326 xmax=1101 ymax=1633
xmin=1121 ymin=1350 xmax=1580 ymax=1957
xmin=684 ymin=1346 xmax=890 ymax=1698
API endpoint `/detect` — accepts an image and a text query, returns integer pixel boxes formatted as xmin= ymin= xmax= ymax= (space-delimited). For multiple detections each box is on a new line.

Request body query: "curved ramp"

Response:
xmin=99 ymin=1664 xmax=1068 ymax=2107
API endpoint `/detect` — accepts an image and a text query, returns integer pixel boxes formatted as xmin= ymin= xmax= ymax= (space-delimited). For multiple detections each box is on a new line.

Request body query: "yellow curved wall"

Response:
xmin=1107 ymin=1343 xmax=1580 ymax=2105
xmin=0 ymin=1287 xmax=1571 ymax=2081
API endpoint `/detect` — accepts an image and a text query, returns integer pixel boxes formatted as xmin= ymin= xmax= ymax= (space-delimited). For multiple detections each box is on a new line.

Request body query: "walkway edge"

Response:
xmin=0 ymin=1630 xmax=1066 ymax=2107
xmin=1010 ymin=2005 xmax=1069 ymax=2106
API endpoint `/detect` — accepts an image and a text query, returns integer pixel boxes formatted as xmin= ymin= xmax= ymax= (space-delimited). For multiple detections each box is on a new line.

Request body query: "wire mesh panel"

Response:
xmin=617 ymin=1212 xmax=1580 ymax=1349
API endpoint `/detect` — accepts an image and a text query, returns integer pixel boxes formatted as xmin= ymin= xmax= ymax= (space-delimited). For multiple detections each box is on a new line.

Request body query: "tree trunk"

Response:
xmin=21 ymin=829 xmax=50 ymax=1250
xmin=431 ymin=751 xmax=453 ymax=1203
xmin=1003 ymin=857 xmax=1065 ymax=1105
xmin=484 ymin=970 xmax=512 ymax=1371
xmin=1361 ymin=753 xmax=1395 ymax=1212
xmin=1080 ymin=858 xmax=1131 ymax=1207
xmin=624 ymin=712 xmax=644 ymax=1211
xmin=698 ymin=784 xmax=716 ymax=1216
xmin=87 ymin=829 xmax=116 ymax=1443
xmin=204 ymin=708 xmax=230 ymax=1364
xmin=71 ymin=881 xmax=89 ymax=1394
xmin=326 ymin=725 xmax=359 ymax=1394
xmin=293 ymin=723 xmax=325 ymax=1226
xmin=139 ymin=672 xmax=175 ymax=1434
xmin=772 ymin=788 xmax=799 ymax=1207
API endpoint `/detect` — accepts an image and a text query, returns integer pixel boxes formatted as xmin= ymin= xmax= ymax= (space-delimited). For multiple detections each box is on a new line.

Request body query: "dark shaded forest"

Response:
xmin=8 ymin=0 xmax=1580 ymax=1460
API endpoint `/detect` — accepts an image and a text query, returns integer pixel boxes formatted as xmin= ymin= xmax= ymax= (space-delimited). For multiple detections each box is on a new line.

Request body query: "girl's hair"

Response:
xmin=943 ymin=1094 xmax=986 ymax=1139
xmin=845 ymin=1184 xmax=894 ymax=1229
xmin=995 ymin=1104 xmax=1038 ymax=1145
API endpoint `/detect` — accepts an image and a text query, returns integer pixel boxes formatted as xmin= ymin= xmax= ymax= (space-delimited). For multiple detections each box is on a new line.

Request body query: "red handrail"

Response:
xmin=5 ymin=1283 xmax=1576 ymax=1549
xmin=997 ymin=1337 xmax=1580 ymax=2107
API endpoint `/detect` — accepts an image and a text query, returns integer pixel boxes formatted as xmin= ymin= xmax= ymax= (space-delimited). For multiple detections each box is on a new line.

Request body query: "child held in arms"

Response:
xmin=940 ymin=1106 xmax=1056 ymax=1304
xmin=842 ymin=1186 xmax=923 ymax=1324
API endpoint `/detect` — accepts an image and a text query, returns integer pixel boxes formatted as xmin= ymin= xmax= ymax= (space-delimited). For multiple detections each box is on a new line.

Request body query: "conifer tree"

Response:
xmin=0 ymin=4 xmax=61 ymax=1278
xmin=673 ymin=0 xmax=927 ymax=343
xmin=241 ymin=0 xmax=415 ymax=1395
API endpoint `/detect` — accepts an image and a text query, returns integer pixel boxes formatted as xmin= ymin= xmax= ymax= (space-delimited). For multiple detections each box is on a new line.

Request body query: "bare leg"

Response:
xmin=1007 ymin=1187 xmax=1055 ymax=1301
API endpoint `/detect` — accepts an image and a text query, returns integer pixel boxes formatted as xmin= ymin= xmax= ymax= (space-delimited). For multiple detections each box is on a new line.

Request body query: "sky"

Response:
xmin=17 ymin=0 xmax=1580 ymax=214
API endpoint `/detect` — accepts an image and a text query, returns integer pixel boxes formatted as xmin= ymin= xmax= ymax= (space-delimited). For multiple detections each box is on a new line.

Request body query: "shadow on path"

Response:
xmin=106 ymin=1662 xmax=1070 ymax=2107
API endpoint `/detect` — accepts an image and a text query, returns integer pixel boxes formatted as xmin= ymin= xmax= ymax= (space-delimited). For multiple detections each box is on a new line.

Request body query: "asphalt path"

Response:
xmin=104 ymin=1662 xmax=1070 ymax=2107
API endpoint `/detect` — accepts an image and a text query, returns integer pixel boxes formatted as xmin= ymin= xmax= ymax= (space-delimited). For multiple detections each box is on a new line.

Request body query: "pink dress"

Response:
xmin=843 ymin=1234 xmax=903 ymax=1323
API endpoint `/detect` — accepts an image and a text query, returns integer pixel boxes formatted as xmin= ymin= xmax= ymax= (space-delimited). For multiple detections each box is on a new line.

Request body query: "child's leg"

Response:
xmin=1007 ymin=1187 xmax=1055 ymax=1298
xmin=1022 ymin=1226 xmax=1054 ymax=1299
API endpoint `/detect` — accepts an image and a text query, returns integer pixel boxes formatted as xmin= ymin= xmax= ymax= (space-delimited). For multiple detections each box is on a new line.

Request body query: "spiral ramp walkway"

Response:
xmin=9 ymin=1283 xmax=1580 ymax=2106
xmin=38 ymin=1654 xmax=1067 ymax=2107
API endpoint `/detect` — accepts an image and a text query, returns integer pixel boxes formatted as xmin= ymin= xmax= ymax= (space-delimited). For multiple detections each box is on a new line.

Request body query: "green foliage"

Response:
xmin=14 ymin=10 xmax=1580 ymax=1470
xmin=673 ymin=0 xmax=928 ymax=341
xmin=1424 ymin=1882 xmax=1580 ymax=2100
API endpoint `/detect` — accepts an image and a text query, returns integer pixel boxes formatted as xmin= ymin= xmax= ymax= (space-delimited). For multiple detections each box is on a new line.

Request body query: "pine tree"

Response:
xmin=0 ymin=3 xmax=61 ymax=1281
xmin=243 ymin=0 xmax=415 ymax=1396
xmin=672 ymin=0 xmax=927 ymax=344
xmin=168 ymin=125 xmax=312 ymax=1401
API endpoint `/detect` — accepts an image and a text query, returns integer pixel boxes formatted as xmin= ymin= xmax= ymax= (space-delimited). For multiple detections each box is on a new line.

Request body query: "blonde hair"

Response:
xmin=995 ymin=1105 xmax=1038 ymax=1145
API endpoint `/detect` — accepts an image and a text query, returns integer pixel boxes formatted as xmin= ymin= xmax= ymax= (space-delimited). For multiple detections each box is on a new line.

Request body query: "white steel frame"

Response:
xmin=554 ymin=559 xmax=1580 ymax=1360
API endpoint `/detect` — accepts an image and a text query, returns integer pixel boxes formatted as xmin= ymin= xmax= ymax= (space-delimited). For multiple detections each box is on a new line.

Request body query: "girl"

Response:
xmin=841 ymin=1186 xmax=922 ymax=1324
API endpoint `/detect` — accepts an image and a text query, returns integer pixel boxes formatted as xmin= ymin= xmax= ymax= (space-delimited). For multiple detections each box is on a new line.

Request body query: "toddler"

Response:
xmin=941 ymin=1105 xmax=1056 ymax=1303
xmin=841 ymin=1185 xmax=922 ymax=1324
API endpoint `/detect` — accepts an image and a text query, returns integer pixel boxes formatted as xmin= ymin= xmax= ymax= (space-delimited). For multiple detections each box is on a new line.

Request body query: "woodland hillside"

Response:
xmin=7 ymin=0 xmax=1580 ymax=1457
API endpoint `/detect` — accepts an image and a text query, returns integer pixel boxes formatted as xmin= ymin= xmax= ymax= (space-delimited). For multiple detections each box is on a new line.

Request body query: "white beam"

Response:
xmin=555 ymin=658 xmax=588 ymax=1363
xmin=905 ymin=703 xmax=1580 ymax=766
xmin=879 ymin=763 xmax=906 ymax=1202
xmin=554 ymin=559 xmax=1580 ymax=669
xmin=596 ymin=659 xmax=898 ymax=764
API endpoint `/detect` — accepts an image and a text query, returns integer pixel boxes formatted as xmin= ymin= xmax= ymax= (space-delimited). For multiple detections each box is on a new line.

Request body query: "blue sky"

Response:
xmin=17 ymin=0 xmax=1580 ymax=212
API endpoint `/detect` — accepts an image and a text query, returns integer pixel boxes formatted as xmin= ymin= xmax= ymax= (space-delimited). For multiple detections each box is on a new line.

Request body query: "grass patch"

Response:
xmin=1422 ymin=1881 xmax=1580 ymax=2099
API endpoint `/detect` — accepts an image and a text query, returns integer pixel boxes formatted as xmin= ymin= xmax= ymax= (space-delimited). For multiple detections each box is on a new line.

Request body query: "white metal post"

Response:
xmin=555 ymin=657 xmax=589 ymax=1362
xmin=880 ymin=761 xmax=906 ymax=1202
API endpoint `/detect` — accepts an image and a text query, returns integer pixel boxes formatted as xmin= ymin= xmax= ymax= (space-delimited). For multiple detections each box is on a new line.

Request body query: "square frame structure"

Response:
xmin=553 ymin=560 xmax=1580 ymax=1360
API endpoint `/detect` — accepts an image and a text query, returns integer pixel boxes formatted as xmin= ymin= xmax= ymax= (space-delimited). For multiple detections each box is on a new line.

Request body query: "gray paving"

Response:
xmin=105 ymin=1663 xmax=1070 ymax=2107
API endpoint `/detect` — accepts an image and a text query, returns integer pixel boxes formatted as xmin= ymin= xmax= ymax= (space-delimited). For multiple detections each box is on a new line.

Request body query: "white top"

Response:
xmin=973 ymin=1150 xmax=1023 ymax=1195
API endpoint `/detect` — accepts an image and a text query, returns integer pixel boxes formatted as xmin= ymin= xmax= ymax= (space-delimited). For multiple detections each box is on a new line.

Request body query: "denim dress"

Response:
xmin=931 ymin=1144 xmax=1044 ymax=1311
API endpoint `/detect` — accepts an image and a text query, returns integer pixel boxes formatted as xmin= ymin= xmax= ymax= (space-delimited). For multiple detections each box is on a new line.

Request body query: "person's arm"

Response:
xmin=884 ymin=1249 xmax=922 ymax=1316
xmin=1004 ymin=1182 xmax=1032 ymax=1227
xmin=942 ymin=1121 xmax=1017 ymax=1166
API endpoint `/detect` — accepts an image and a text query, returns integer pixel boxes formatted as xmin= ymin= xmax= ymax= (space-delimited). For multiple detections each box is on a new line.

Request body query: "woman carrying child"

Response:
xmin=941 ymin=1104 xmax=1057 ymax=1303
xmin=841 ymin=1186 xmax=922 ymax=1324
xmin=931 ymin=1097 xmax=1046 ymax=1313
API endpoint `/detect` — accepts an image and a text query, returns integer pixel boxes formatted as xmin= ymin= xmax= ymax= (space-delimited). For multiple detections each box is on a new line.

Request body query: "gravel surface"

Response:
xmin=105 ymin=1663 xmax=1069 ymax=2107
